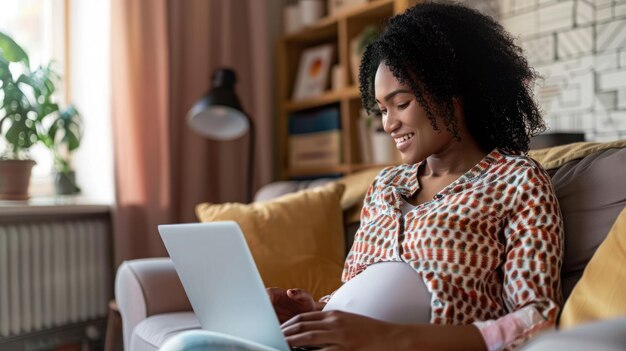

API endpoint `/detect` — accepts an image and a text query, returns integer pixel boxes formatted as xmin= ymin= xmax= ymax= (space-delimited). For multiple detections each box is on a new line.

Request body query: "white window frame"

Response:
xmin=0 ymin=0 xmax=70 ymax=197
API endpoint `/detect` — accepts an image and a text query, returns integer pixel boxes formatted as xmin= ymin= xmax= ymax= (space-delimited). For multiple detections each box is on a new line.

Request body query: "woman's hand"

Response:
xmin=281 ymin=310 xmax=488 ymax=351
xmin=266 ymin=287 xmax=317 ymax=323
xmin=281 ymin=310 xmax=406 ymax=350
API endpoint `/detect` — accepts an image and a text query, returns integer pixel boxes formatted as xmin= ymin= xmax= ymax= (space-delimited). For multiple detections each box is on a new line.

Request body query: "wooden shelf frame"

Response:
xmin=277 ymin=0 xmax=420 ymax=179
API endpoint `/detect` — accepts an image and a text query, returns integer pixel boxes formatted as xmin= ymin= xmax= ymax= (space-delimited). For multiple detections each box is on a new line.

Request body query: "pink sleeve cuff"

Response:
xmin=475 ymin=314 xmax=527 ymax=351
xmin=474 ymin=307 xmax=554 ymax=351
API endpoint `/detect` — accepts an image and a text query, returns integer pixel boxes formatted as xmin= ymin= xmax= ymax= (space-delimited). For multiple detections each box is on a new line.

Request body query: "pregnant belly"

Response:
xmin=323 ymin=261 xmax=432 ymax=324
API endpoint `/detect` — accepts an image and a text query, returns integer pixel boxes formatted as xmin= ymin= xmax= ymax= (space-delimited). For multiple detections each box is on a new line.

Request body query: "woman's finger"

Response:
xmin=286 ymin=288 xmax=307 ymax=298
xmin=281 ymin=311 xmax=328 ymax=329
xmin=285 ymin=330 xmax=339 ymax=348
xmin=282 ymin=321 xmax=335 ymax=336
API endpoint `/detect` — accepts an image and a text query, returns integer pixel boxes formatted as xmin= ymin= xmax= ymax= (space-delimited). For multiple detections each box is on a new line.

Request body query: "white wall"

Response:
xmin=466 ymin=0 xmax=626 ymax=142
xmin=69 ymin=0 xmax=114 ymax=203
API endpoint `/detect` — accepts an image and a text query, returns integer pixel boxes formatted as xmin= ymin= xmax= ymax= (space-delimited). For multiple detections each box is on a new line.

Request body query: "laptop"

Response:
xmin=159 ymin=221 xmax=299 ymax=351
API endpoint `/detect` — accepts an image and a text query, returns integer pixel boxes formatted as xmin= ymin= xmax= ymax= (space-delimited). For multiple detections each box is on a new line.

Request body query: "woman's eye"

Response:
xmin=398 ymin=102 xmax=410 ymax=110
xmin=380 ymin=108 xmax=388 ymax=115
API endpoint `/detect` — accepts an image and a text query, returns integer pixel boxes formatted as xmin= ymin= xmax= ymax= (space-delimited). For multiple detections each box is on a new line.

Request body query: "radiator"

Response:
xmin=0 ymin=217 xmax=111 ymax=338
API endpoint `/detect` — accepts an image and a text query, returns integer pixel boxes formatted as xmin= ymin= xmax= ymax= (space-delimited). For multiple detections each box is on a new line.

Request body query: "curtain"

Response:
xmin=111 ymin=0 xmax=272 ymax=265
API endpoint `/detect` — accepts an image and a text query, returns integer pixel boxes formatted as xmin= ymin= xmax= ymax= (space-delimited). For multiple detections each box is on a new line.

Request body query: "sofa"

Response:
xmin=115 ymin=141 xmax=626 ymax=351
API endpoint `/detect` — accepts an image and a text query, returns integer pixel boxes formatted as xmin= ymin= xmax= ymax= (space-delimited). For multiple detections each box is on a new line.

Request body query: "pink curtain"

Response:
xmin=111 ymin=0 xmax=272 ymax=265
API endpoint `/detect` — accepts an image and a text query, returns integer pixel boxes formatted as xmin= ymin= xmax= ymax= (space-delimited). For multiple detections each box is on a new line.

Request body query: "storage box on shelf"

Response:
xmin=277 ymin=0 xmax=420 ymax=180
xmin=289 ymin=105 xmax=342 ymax=168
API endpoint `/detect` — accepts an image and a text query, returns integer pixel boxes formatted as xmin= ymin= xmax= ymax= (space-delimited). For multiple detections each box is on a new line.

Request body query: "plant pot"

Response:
xmin=0 ymin=160 xmax=36 ymax=200
xmin=54 ymin=171 xmax=81 ymax=195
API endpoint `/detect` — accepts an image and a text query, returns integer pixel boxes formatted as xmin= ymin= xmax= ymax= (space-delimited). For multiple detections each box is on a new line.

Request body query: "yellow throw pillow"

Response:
xmin=195 ymin=182 xmax=345 ymax=300
xmin=337 ymin=166 xmax=385 ymax=210
xmin=560 ymin=207 xmax=626 ymax=328
xmin=337 ymin=166 xmax=385 ymax=224
xmin=528 ymin=140 xmax=626 ymax=170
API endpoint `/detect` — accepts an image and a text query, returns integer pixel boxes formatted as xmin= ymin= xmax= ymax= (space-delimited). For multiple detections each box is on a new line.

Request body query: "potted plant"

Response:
xmin=349 ymin=25 xmax=380 ymax=83
xmin=0 ymin=31 xmax=81 ymax=199
xmin=43 ymin=104 xmax=82 ymax=195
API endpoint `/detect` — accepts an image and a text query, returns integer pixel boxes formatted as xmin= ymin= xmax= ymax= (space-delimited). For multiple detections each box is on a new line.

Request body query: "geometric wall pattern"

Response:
xmin=463 ymin=0 xmax=626 ymax=141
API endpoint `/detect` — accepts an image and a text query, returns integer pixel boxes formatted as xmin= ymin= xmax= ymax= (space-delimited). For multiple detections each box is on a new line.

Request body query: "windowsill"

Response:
xmin=0 ymin=195 xmax=111 ymax=217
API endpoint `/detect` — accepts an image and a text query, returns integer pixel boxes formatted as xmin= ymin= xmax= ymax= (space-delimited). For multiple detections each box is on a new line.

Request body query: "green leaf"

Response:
xmin=65 ymin=129 xmax=80 ymax=150
xmin=43 ymin=76 xmax=55 ymax=96
xmin=5 ymin=117 xmax=37 ymax=149
xmin=0 ymin=115 xmax=8 ymax=135
xmin=60 ymin=105 xmax=79 ymax=120
xmin=356 ymin=26 xmax=380 ymax=54
xmin=38 ymin=102 xmax=59 ymax=119
xmin=0 ymin=34 xmax=82 ymax=160
xmin=46 ymin=120 xmax=59 ymax=146
xmin=51 ymin=105 xmax=82 ymax=151
xmin=0 ymin=32 xmax=30 ymax=67
xmin=0 ymin=57 xmax=10 ymax=81
xmin=17 ymin=74 xmax=41 ymax=97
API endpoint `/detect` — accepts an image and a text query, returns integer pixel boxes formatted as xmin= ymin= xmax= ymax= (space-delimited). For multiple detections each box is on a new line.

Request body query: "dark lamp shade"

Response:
xmin=187 ymin=68 xmax=250 ymax=141
xmin=186 ymin=68 xmax=255 ymax=202
xmin=188 ymin=104 xmax=249 ymax=140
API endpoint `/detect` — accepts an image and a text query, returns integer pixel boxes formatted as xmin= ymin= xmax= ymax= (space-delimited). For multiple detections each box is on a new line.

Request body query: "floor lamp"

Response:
xmin=187 ymin=68 xmax=255 ymax=203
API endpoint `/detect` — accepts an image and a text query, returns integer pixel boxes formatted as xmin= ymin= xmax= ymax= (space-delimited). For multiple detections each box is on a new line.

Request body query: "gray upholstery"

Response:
xmin=253 ymin=179 xmax=334 ymax=202
xmin=130 ymin=312 xmax=199 ymax=351
xmin=547 ymin=147 xmax=626 ymax=300
xmin=521 ymin=316 xmax=626 ymax=351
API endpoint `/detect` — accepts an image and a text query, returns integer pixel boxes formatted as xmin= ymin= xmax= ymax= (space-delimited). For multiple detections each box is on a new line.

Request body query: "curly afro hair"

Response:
xmin=359 ymin=2 xmax=545 ymax=154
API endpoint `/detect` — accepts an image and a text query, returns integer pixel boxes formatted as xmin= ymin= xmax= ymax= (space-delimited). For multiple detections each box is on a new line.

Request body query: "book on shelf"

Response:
xmin=289 ymin=131 xmax=341 ymax=167
xmin=289 ymin=106 xmax=341 ymax=168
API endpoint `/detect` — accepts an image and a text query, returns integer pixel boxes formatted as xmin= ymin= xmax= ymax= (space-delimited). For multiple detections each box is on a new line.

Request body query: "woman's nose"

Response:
xmin=383 ymin=112 xmax=400 ymax=134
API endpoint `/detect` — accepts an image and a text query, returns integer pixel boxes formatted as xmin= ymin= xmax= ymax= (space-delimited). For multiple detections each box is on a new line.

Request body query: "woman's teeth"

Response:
xmin=394 ymin=133 xmax=415 ymax=145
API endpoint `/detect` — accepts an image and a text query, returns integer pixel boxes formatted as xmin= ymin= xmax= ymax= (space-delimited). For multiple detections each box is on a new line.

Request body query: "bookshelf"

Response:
xmin=276 ymin=0 xmax=420 ymax=179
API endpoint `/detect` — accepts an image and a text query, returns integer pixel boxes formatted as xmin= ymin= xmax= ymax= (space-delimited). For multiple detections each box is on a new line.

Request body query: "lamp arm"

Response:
xmin=247 ymin=115 xmax=255 ymax=203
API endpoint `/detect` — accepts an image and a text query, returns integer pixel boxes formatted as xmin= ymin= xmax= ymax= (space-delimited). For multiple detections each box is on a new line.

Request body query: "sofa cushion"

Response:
xmin=520 ymin=315 xmax=626 ymax=351
xmin=252 ymin=166 xmax=385 ymax=225
xmin=253 ymin=178 xmax=334 ymax=203
xmin=545 ymin=146 xmax=626 ymax=300
xmin=559 ymin=207 xmax=626 ymax=328
xmin=337 ymin=166 xmax=385 ymax=217
xmin=527 ymin=140 xmax=626 ymax=171
xmin=196 ymin=182 xmax=346 ymax=300
xmin=131 ymin=312 xmax=200 ymax=351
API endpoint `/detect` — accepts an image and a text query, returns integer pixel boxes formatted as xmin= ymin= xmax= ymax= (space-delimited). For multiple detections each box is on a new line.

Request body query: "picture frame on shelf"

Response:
xmin=292 ymin=44 xmax=334 ymax=101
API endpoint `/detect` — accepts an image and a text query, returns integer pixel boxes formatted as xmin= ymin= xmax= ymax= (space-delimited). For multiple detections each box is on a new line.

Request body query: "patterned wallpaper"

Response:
xmin=460 ymin=0 xmax=626 ymax=142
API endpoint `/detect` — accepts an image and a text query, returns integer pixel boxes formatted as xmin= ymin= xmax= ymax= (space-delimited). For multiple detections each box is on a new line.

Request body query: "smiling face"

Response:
xmin=374 ymin=63 xmax=457 ymax=164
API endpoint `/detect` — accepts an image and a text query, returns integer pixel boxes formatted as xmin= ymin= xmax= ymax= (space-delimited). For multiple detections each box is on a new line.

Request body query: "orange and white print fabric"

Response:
xmin=342 ymin=150 xmax=563 ymax=351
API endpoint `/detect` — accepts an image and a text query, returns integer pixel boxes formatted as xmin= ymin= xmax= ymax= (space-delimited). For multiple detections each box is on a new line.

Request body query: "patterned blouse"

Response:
xmin=337 ymin=149 xmax=563 ymax=351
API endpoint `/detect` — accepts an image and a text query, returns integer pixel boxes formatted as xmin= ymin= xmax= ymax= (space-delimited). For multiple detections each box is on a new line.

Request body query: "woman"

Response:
xmin=163 ymin=3 xmax=563 ymax=351
xmin=270 ymin=3 xmax=562 ymax=351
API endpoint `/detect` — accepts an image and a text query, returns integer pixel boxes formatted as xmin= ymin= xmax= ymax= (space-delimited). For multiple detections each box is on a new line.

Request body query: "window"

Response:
xmin=2 ymin=0 xmax=114 ymax=202
xmin=0 ymin=0 xmax=67 ymax=196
